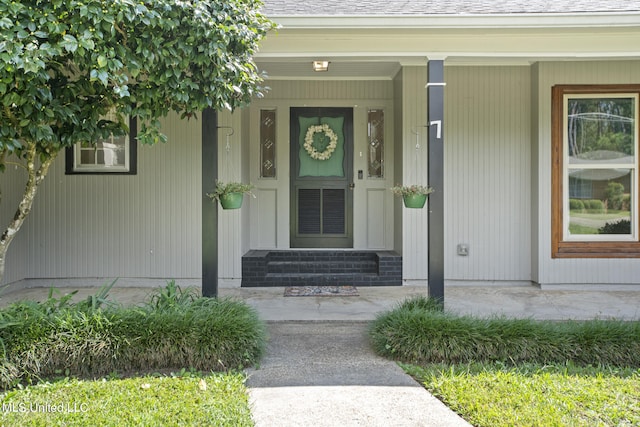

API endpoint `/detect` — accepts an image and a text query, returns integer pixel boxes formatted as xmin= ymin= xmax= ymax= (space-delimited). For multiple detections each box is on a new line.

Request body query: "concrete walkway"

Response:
xmin=2 ymin=283 xmax=640 ymax=426
xmin=246 ymin=321 xmax=471 ymax=427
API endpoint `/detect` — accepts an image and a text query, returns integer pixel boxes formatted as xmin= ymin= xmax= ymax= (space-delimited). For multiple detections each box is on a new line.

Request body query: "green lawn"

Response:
xmin=568 ymin=223 xmax=598 ymax=234
xmin=404 ymin=363 xmax=640 ymax=427
xmin=0 ymin=372 xmax=253 ymax=426
xmin=569 ymin=210 xmax=630 ymax=234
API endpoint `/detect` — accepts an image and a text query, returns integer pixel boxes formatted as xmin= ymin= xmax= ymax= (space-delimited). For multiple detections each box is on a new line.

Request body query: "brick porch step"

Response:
xmin=242 ymin=250 xmax=402 ymax=287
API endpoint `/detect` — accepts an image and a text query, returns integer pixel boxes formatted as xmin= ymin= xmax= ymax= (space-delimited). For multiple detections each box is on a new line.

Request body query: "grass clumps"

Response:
xmin=0 ymin=281 xmax=265 ymax=389
xmin=369 ymin=296 xmax=640 ymax=367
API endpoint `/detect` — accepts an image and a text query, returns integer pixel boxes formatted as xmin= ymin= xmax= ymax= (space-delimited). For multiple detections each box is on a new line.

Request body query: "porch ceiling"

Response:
xmin=255 ymin=24 xmax=640 ymax=79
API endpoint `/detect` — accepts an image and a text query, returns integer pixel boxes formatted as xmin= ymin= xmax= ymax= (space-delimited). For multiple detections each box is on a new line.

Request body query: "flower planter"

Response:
xmin=219 ymin=192 xmax=244 ymax=209
xmin=390 ymin=185 xmax=433 ymax=208
xmin=402 ymin=193 xmax=427 ymax=209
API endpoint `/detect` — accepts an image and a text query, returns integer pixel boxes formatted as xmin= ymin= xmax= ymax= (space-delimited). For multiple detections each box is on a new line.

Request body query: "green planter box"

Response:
xmin=219 ymin=192 xmax=244 ymax=209
xmin=403 ymin=193 xmax=427 ymax=209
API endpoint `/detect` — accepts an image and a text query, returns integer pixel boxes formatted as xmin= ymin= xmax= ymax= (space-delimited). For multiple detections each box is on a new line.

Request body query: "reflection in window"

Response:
xmin=367 ymin=109 xmax=384 ymax=178
xmin=568 ymin=169 xmax=632 ymax=236
xmin=66 ymin=111 xmax=136 ymax=175
xmin=565 ymin=94 xmax=636 ymax=239
xmin=260 ymin=109 xmax=276 ymax=178
xmin=567 ymin=97 xmax=634 ymax=162
xmin=78 ymin=136 xmax=127 ymax=168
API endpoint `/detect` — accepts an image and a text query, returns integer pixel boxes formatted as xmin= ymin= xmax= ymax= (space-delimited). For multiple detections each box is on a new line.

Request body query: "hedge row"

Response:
xmin=0 ymin=283 xmax=265 ymax=389
xmin=370 ymin=296 xmax=640 ymax=367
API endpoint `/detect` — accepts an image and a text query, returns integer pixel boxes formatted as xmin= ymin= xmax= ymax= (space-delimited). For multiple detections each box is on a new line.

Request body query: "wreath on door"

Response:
xmin=303 ymin=123 xmax=338 ymax=160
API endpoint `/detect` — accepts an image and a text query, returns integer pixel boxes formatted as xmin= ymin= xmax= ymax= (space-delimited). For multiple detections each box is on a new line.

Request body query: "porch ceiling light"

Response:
xmin=312 ymin=61 xmax=330 ymax=72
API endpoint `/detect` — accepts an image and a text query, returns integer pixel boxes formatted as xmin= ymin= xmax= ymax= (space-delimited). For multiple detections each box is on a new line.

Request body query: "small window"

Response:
xmin=260 ymin=109 xmax=276 ymax=178
xmin=552 ymin=85 xmax=639 ymax=258
xmin=367 ymin=109 xmax=384 ymax=178
xmin=65 ymin=114 xmax=137 ymax=175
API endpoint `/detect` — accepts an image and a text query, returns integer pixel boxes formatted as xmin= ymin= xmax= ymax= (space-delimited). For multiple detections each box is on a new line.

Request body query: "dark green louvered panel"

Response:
xmin=298 ymin=189 xmax=321 ymax=234
xmin=297 ymin=188 xmax=345 ymax=235
xmin=322 ymin=189 xmax=345 ymax=234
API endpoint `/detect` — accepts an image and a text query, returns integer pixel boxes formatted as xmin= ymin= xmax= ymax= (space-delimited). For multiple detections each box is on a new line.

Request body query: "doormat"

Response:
xmin=284 ymin=286 xmax=359 ymax=297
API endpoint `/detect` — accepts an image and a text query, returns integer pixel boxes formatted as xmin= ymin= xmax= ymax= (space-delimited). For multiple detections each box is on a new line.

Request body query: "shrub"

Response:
xmin=0 ymin=283 xmax=265 ymax=389
xmin=605 ymin=182 xmax=625 ymax=210
xmin=569 ymin=199 xmax=584 ymax=211
xmin=585 ymin=199 xmax=604 ymax=212
xmin=369 ymin=297 xmax=640 ymax=367
xmin=599 ymin=219 xmax=631 ymax=234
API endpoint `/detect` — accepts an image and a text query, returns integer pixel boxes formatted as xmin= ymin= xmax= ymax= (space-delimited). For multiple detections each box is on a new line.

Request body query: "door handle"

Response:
xmin=349 ymin=182 xmax=355 ymax=190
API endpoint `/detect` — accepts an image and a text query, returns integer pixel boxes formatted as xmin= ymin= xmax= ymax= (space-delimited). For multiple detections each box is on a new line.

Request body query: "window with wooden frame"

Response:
xmin=65 ymin=112 xmax=137 ymax=175
xmin=552 ymin=85 xmax=640 ymax=258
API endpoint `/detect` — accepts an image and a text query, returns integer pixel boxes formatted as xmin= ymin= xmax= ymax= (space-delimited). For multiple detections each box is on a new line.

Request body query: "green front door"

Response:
xmin=290 ymin=107 xmax=353 ymax=248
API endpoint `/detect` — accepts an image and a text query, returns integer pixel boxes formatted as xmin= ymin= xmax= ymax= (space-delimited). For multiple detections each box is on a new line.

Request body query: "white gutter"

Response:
xmin=267 ymin=12 xmax=640 ymax=29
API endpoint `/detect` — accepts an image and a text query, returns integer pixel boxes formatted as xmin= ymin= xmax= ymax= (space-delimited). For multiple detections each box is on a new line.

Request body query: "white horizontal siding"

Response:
xmin=399 ymin=65 xmax=532 ymax=284
xmin=217 ymin=110 xmax=246 ymax=285
xmin=535 ymin=60 xmax=640 ymax=285
xmin=1 ymin=112 xmax=202 ymax=285
xmin=400 ymin=66 xmax=430 ymax=280
xmin=445 ymin=66 xmax=532 ymax=282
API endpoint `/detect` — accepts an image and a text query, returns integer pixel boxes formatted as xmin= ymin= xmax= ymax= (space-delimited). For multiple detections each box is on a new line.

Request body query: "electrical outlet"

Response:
xmin=457 ymin=244 xmax=469 ymax=256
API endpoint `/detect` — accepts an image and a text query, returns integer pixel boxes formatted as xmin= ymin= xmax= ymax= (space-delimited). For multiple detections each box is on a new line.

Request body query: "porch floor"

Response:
xmin=2 ymin=284 xmax=639 ymax=321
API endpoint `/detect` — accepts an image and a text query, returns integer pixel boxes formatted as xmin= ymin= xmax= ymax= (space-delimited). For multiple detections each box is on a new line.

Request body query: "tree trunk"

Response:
xmin=0 ymin=144 xmax=57 ymax=283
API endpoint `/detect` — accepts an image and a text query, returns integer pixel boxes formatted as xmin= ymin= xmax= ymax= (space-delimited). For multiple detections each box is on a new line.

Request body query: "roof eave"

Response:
xmin=267 ymin=12 xmax=640 ymax=29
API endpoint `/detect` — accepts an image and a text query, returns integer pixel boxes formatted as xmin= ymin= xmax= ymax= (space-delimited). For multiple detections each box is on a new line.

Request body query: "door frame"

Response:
xmin=290 ymin=107 xmax=354 ymax=248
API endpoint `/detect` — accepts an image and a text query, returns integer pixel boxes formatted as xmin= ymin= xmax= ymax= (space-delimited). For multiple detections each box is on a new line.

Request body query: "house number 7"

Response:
xmin=429 ymin=120 xmax=442 ymax=139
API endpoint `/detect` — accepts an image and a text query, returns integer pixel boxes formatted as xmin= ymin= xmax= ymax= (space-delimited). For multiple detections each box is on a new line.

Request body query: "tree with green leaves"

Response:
xmin=0 ymin=0 xmax=276 ymax=281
